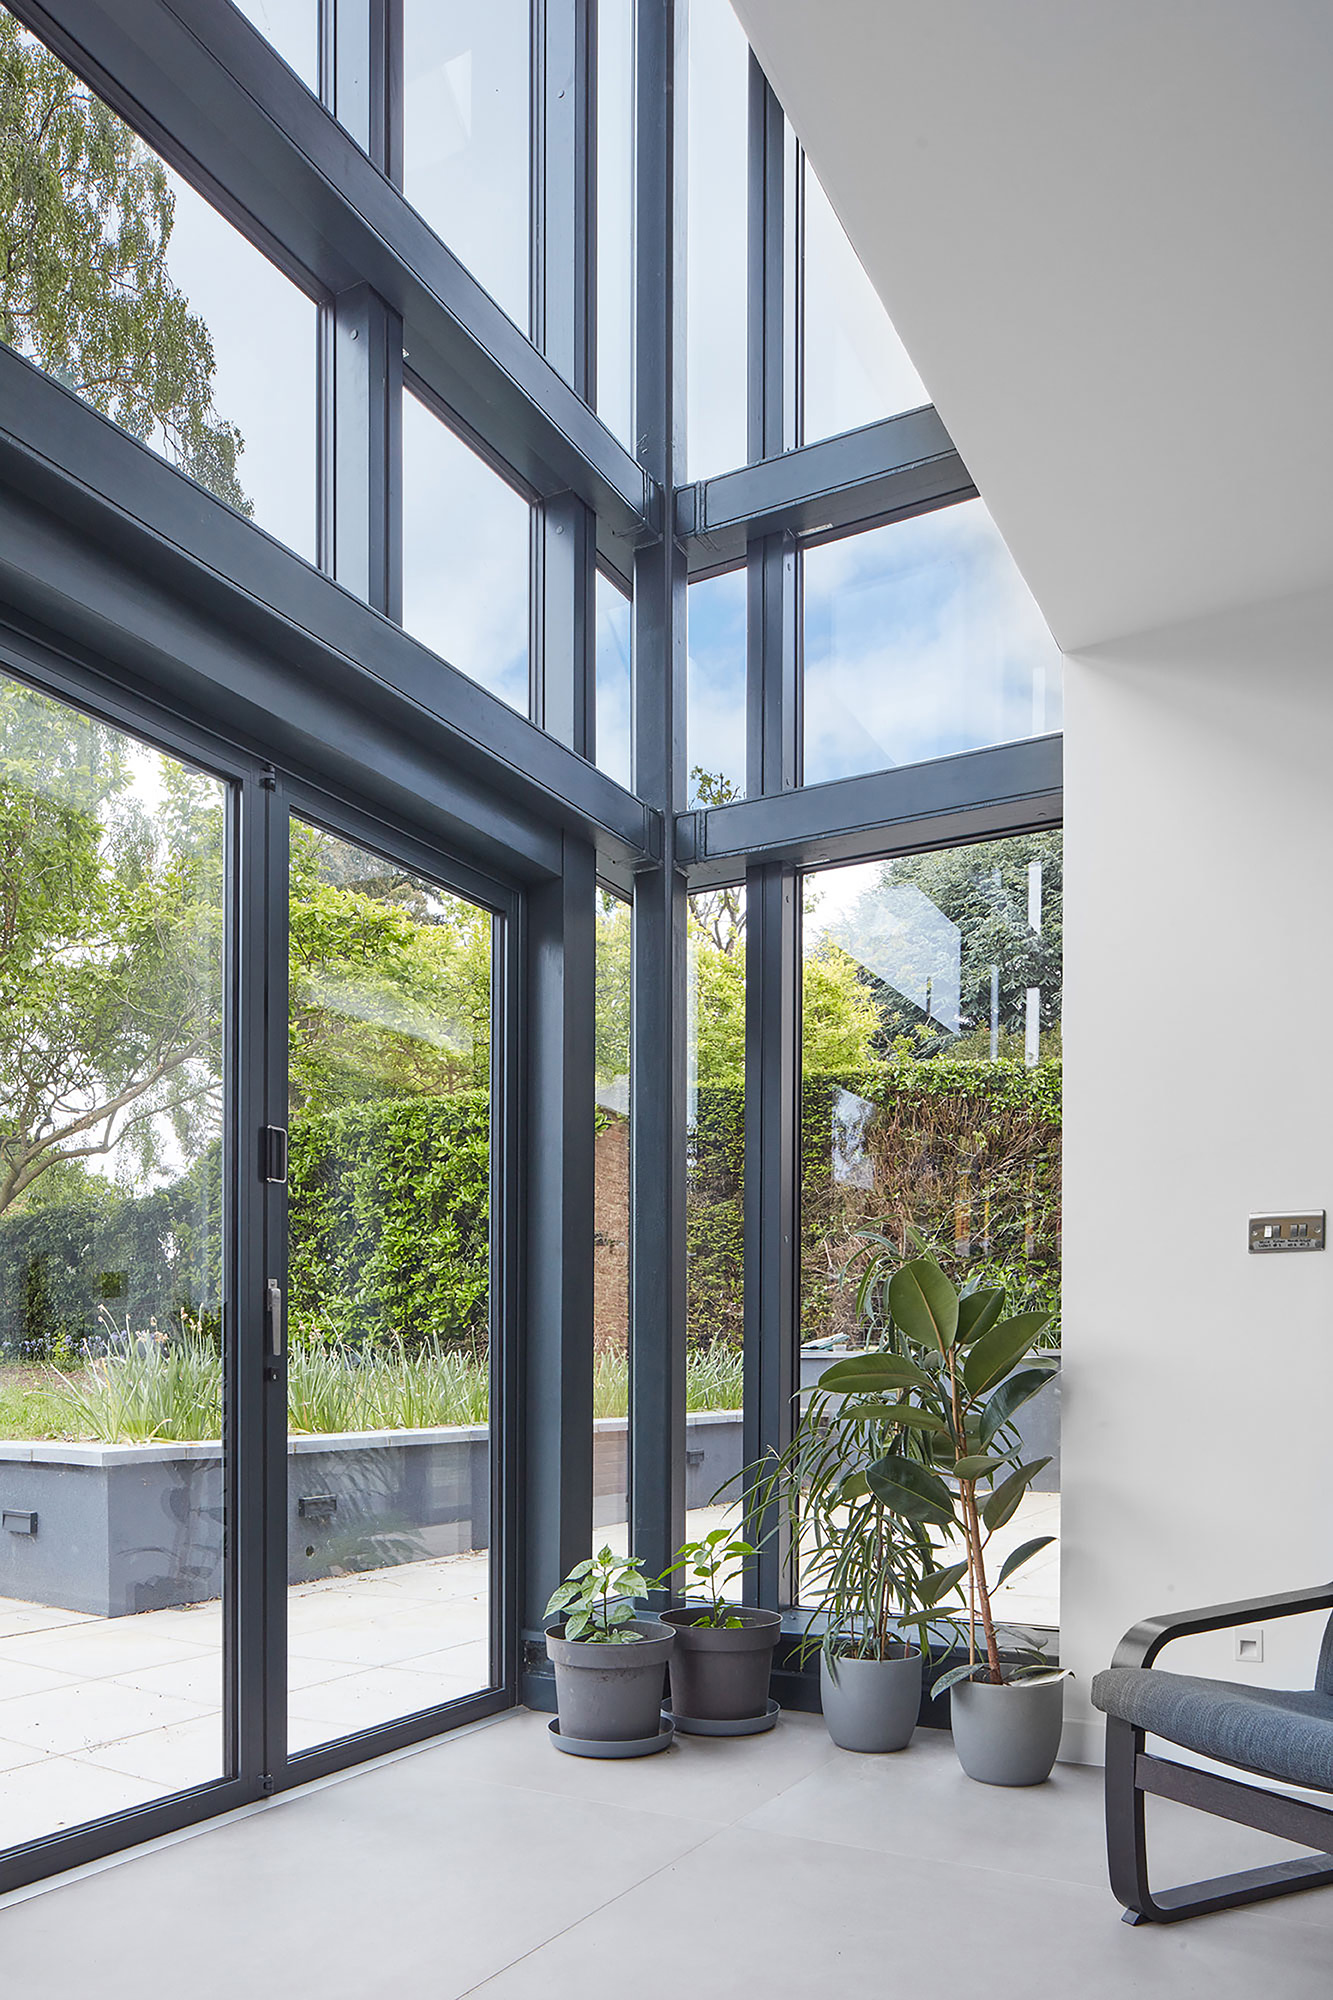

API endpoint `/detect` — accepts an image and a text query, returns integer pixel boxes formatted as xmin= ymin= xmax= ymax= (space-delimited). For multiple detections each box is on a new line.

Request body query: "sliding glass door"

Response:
xmin=0 ymin=671 xmax=233 ymax=1852
xmin=282 ymin=818 xmax=503 ymax=1755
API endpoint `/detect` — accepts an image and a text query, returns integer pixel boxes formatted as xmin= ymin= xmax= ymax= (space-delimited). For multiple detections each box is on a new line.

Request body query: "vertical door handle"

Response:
xmin=266 ymin=1278 xmax=284 ymax=1360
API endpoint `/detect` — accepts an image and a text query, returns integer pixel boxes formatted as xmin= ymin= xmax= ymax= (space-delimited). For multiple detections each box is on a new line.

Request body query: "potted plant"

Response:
xmin=744 ymin=1369 xmax=941 ymax=1753
xmin=543 ymin=1545 xmax=675 ymax=1757
xmin=656 ymin=1527 xmax=781 ymax=1734
xmin=846 ymin=1250 xmax=1068 ymax=1785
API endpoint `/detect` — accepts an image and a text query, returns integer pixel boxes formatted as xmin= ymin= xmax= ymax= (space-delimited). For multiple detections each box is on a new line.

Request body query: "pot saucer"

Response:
xmin=662 ymin=1697 xmax=780 ymax=1737
xmin=548 ymin=1717 xmax=675 ymax=1759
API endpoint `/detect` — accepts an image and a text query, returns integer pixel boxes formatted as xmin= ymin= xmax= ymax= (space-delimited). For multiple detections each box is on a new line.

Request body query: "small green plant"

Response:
xmin=545 ymin=1546 xmax=654 ymax=1644
xmin=656 ymin=1526 xmax=755 ymax=1627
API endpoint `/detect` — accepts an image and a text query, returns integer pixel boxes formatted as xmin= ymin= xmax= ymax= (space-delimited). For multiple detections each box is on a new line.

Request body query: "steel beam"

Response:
xmin=686 ymin=736 xmax=1064 ymax=884
xmin=677 ymin=408 xmax=974 ymax=574
xmin=0 ymin=347 xmax=656 ymax=871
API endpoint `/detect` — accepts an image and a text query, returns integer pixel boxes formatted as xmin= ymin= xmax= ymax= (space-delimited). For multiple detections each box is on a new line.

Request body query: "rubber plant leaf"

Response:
xmin=887 ymin=1258 xmax=959 ymax=1354
xmin=865 ymin=1451 xmax=956 ymax=1527
xmin=962 ymin=1311 xmax=1051 ymax=1396
xmin=982 ymin=1458 xmax=1052 ymax=1531
xmin=955 ymin=1288 xmax=1006 ymax=1346
xmin=978 ymin=1366 xmax=1058 ymax=1448
xmin=996 ymin=1536 xmax=1056 ymax=1587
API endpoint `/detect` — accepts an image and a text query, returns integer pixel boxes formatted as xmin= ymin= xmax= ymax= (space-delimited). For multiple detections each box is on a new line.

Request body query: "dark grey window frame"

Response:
xmin=0 ymin=0 xmax=1062 ymax=1875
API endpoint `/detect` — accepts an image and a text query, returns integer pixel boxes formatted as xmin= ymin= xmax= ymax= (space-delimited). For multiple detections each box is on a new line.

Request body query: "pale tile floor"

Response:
xmin=0 ymin=1496 xmax=1058 ymax=1856
xmin=2 ymin=1704 xmax=1331 ymax=1998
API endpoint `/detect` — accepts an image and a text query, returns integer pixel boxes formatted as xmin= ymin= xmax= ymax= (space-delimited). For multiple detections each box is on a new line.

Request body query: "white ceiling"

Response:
xmin=731 ymin=0 xmax=1333 ymax=652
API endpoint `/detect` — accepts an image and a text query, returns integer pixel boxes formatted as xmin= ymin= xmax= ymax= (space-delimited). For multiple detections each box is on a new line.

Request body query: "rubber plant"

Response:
xmin=827 ymin=1249 xmax=1064 ymax=1696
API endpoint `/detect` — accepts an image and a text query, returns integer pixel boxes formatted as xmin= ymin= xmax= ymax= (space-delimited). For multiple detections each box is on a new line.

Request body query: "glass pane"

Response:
xmin=801 ymin=158 xmax=927 ymax=443
xmin=596 ymin=0 xmax=634 ymax=449
xmin=402 ymin=389 xmax=531 ymax=713
xmin=682 ymin=887 xmax=746 ymax=1581
xmin=286 ymin=825 xmax=496 ymax=1751
xmin=595 ymin=573 xmax=632 ymax=790
xmin=230 ymin=0 xmax=319 ymax=91
xmin=592 ymin=890 xmax=631 ymax=1547
xmin=802 ymin=501 xmax=1063 ymax=786
xmin=686 ymin=0 xmax=749 ymax=479
xmin=0 ymin=675 xmax=229 ymax=1850
xmin=0 ymin=13 xmax=318 ymax=558
xmin=402 ymin=0 xmax=531 ymax=332
xmin=799 ymin=836 xmax=1061 ymax=1626
xmin=686 ymin=571 xmax=747 ymax=806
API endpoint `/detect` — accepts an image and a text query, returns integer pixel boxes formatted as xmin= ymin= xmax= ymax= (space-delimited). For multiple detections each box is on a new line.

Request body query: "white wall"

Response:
xmin=1059 ymin=580 xmax=1333 ymax=1765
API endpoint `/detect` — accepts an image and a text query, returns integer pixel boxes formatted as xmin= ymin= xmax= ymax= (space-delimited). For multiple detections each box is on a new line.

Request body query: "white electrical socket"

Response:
xmin=1235 ymin=1628 xmax=1264 ymax=1664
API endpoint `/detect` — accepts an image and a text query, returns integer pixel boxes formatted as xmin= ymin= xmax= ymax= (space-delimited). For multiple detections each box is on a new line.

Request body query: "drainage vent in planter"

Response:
xmin=298 ymin=1495 xmax=338 ymax=1521
xmin=3 ymin=1510 xmax=37 ymax=1536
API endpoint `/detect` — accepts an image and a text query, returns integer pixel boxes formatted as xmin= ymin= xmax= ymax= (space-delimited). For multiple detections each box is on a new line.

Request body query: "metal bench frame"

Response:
xmin=1107 ymin=1583 xmax=1333 ymax=1924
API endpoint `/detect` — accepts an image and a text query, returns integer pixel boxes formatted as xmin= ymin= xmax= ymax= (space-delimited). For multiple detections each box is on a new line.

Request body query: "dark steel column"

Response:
xmin=629 ymin=0 xmax=689 ymax=1589
xmin=742 ymin=68 xmax=801 ymax=1606
xmin=521 ymin=837 xmax=597 ymax=1699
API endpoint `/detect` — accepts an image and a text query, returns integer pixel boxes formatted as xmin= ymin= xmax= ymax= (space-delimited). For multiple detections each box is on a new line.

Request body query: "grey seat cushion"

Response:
xmin=1092 ymin=1668 xmax=1333 ymax=1793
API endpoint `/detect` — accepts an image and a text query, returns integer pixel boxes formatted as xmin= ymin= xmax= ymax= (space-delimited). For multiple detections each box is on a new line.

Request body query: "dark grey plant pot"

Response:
xmin=950 ymin=1674 xmax=1065 ymax=1786
xmin=819 ymin=1645 xmax=922 ymax=1753
xmin=545 ymin=1619 xmax=675 ymax=1744
xmin=661 ymin=1605 xmax=782 ymax=1722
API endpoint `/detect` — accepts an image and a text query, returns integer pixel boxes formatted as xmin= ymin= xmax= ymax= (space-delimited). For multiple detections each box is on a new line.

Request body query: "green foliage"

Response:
xmin=287 ymin=1095 xmax=491 ymax=1352
xmin=545 ymin=1546 xmax=653 ymax=1644
xmin=0 ymin=16 xmax=250 ymax=509
xmin=656 ymin=1527 xmax=755 ymax=1627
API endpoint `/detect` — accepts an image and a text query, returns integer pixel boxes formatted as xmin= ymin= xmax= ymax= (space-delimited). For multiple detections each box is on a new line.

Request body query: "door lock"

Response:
xmin=265 ymin=1277 xmax=284 ymax=1376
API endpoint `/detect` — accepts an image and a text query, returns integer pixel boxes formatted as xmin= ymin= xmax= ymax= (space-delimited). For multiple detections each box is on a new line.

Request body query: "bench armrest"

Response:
xmin=1112 ymin=1584 xmax=1333 ymax=1669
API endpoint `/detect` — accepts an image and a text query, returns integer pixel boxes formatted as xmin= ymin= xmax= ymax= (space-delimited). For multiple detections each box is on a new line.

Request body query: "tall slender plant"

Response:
xmin=825 ymin=1249 xmax=1062 ymax=1692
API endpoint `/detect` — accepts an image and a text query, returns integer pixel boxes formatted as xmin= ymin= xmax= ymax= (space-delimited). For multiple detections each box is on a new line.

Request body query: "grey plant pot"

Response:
xmin=950 ymin=1674 xmax=1065 ymax=1786
xmin=661 ymin=1605 xmax=782 ymax=1722
xmin=545 ymin=1619 xmax=675 ymax=1744
xmin=819 ymin=1645 xmax=921 ymax=1753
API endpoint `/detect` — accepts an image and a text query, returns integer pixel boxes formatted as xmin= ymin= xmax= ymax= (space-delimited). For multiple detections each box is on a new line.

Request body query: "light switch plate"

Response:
xmin=1248 ymin=1212 xmax=1325 ymax=1253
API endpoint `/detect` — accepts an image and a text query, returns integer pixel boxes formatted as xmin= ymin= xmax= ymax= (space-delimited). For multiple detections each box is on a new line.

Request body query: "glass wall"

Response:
xmin=0 ymin=11 xmax=319 ymax=559
xmin=595 ymin=573 xmax=632 ymax=790
xmin=402 ymin=0 xmax=531 ymax=331
xmin=401 ymin=389 xmax=532 ymax=713
xmin=802 ymin=500 xmax=1064 ymax=786
xmin=799 ymin=834 xmax=1062 ymax=1624
xmin=800 ymin=156 xmax=927 ymax=443
xmin=686 ymin=0 xmax=750 ymax=479
xmin=592 ymin=890 xmax=631 ymax=1542
xmin=596 ymin=0 xmax=634 ymax=449
xmin=230 ymin=0 xmax=320 ymax=91
xmin=0 ymin=675 xmax=229 ymax=1850
xmin=686 ymin=570 xmax=747 ymax=805
xmin=285 ymin=824 xmax=497 ymax=1750
xmin=684 ymin=885 xmax=745 ymax=1548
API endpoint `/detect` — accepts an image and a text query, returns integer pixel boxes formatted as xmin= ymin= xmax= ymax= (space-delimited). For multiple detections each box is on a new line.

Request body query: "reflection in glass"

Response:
xmin=681 ymin=887 xmax=746 ymax=1563
xmin=687 ymin=570 xmax=747 ymax=805
xmin=799 ymin=837 xmax=1061 ymax=1622
xmin=401 ymin=389 xmax=531 ymax=713
xmin=686 ymin=0 xmax=749 ymax=479
xmin=596 ymin=0 xmax=634 ymax=448
xmin=592 ymin=891 xmax=631 ymax=1543
xmin=0 ymin=674 xmax=228 ymax=1851
xmin=230 ymin=0 xmax=319 ymax=91
xmin=402 ymin=0 xmax=531 ymax=331
xmin=801 ymin=158 xmax=927 ymax=443
xmin=286 ymin=825 xmax=496 ymax=1751
xmin=0 ymin=13 xmax=319 ymax=557
xmin=595 ymin=574 xmax=632 ymax=790
xmin=802 ymin=500 xmax=1063 ymax=786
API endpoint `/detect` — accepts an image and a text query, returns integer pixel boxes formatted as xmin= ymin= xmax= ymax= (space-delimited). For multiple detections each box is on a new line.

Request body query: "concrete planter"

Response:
xmin=0 ymin=1410 xmax=744 ymax=1617
xmin=545 ymin=1618 xmax=675 ymax=1744
xmin=819 ymin=1645 xmax=922 ymax=1752
xmin=661 ymin=1605 xmax=781 ymax=1723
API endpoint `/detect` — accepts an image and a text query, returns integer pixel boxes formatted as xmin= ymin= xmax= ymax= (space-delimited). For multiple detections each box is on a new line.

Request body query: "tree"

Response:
xmin=0 ymin=16 xmax=249 ymax=511
xmin=0 ymin=679 xmax=225 ymax=1218
xmin=287 ymin=825 xmax=493 ymax=1114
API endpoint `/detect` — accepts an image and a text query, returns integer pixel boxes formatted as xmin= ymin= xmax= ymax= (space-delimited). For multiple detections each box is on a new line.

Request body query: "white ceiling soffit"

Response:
xmin=731 ymin=0 xmax=1333 ymax=652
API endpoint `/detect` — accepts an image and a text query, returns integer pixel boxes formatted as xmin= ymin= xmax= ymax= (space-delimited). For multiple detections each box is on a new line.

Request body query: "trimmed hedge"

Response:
xmin=0 ymin=1060 xmax=1060 ymax=1359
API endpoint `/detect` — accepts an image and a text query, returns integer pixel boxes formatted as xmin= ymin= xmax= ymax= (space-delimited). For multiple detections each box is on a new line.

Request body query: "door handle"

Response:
xmin=266 ymin=1278 xmax=284 ymax=1360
